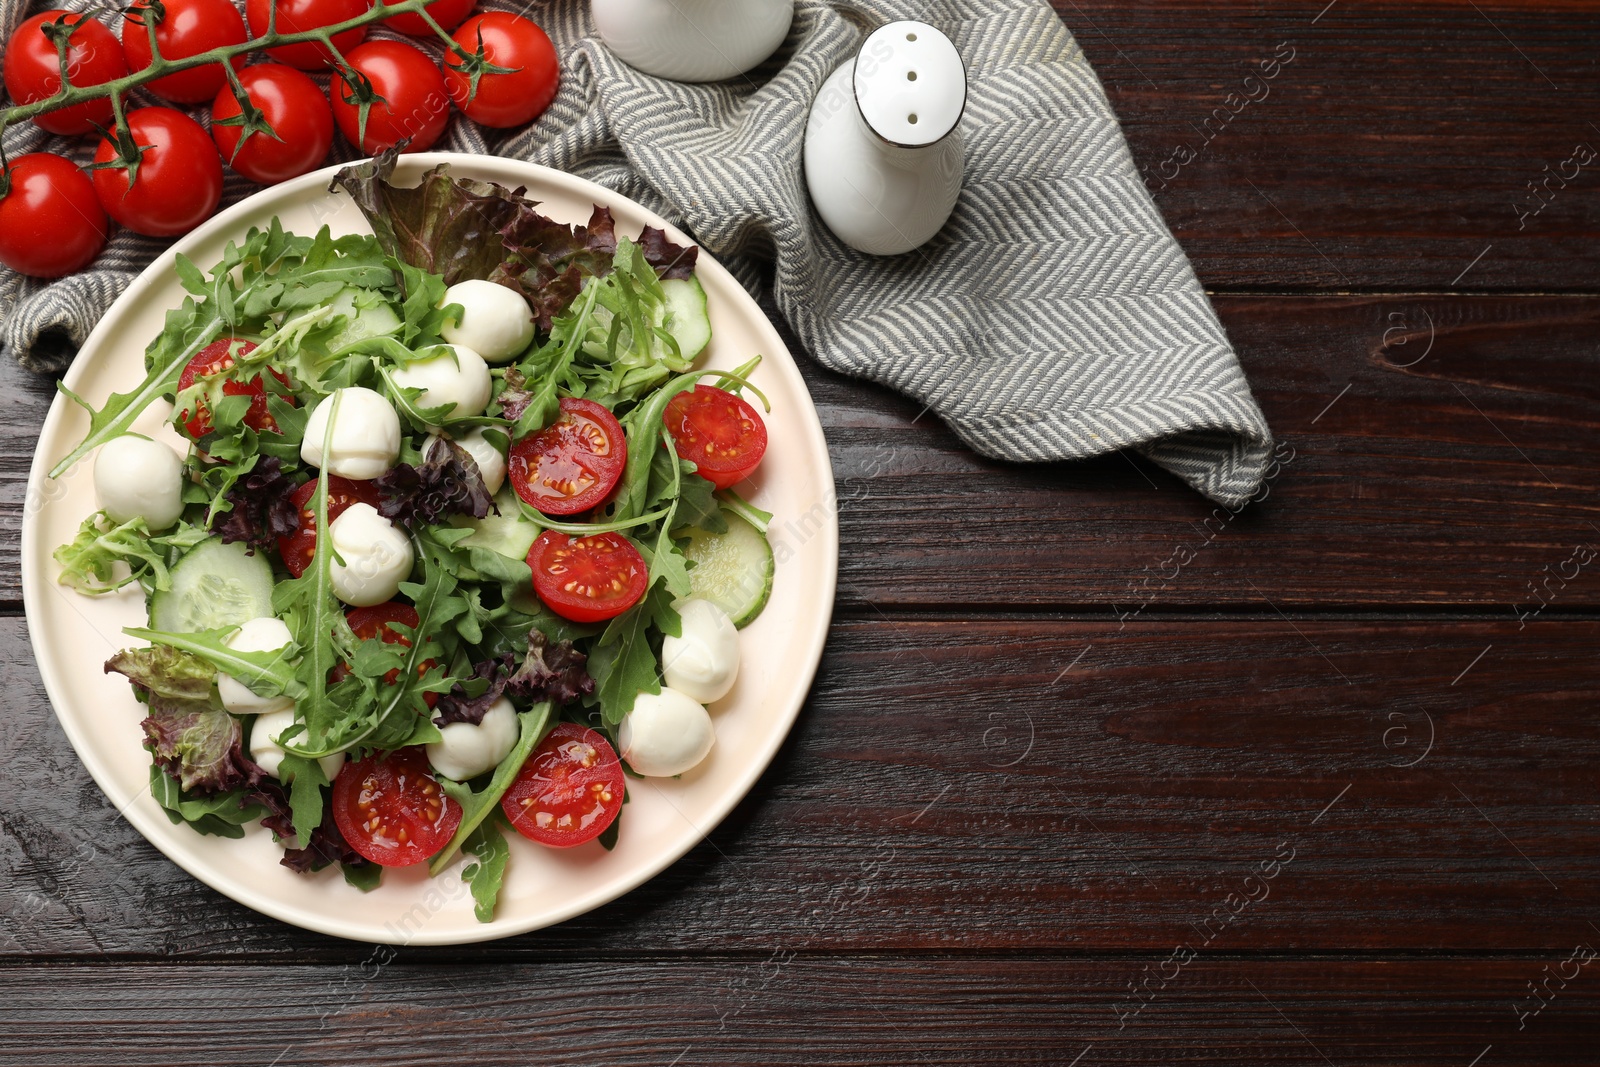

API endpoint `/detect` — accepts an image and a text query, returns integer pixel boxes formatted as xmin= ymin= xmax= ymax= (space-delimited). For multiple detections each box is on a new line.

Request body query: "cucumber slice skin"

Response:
xmin=661 ymin=277 xmax=711 ymax=363
xmin=678 ymin=508 xmax=774 ymax=628
xmin=148 ymin=539 xmax=276 ymax=633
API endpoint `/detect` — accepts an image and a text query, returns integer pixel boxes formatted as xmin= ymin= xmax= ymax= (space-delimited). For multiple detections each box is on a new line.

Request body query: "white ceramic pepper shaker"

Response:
xmin=592 ymin=0 xmax=794 ymax=83
xmin=804 ymin=20 xmax=967 ymax=256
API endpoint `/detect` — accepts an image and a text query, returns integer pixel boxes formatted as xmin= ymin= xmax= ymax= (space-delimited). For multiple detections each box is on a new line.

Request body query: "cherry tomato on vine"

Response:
xmin=385 ymin=0 xmax=474 ymax=37
xmin=526 ymin=529 xmax=649 ymax=624
xmin=0 ymin=154 xmax=109 ymax=278
xmin=121 ymin=0 xmax=247 ymax=104
xmin=501 ymin=723 xmax=625 ymax=849
xmin=91 ymin=107 xmax=223 ymax=237
xmin=332 ymin=748 xmax=461 ymax=866
xmin=442 ymin=12 xmax=559 ymax=129
xmin=277 ymin=476 xmax=380 ymax=577
xmin=211 ymin=63 xmax=333 ymax=184
xmin=507 ymin=397 xmax=627 ymax=515
xmin=175 ymin=338 xmax=295 ymax=440
xmin=331 ymin=39 xmax=449 ymax=155
xmin=3 ymin=11 xmax=129 ymax=136
xmin=245 ymin=0 xmax=370 ymax=70
xmin=663 ymin=385 xmax=768 ymax=489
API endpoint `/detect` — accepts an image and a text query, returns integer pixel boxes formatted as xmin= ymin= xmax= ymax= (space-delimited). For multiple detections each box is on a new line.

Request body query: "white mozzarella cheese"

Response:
xmin=93 ymin=434 xmax=186 ymax=530
xmin=662 ymin=598 xmax=741 ymax=704
xmin=440 ymin=279 xmax=536 ymax=363
xmin=249 ymin=706 xmax=345 ymax=782
xmin=327 ymin=503 xmax=414 ymax=606
xmin=391 ymin=344 xmax=492 ymax=421
xmin=300 ymin=387 xmax=401 ymax=480
xmin=426 ymin=697 xmax=519 ymax=781
xmin=617 ymin=687 xmax=715 ymax=777
xmin=217 ymin=616 xmax=297 ymax=717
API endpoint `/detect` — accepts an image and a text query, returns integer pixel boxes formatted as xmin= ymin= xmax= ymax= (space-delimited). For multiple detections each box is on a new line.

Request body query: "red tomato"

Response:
xmin=663 ymin=385 xmax=768 ymax=489
xmin=333 ymin=748 xmax=461 ymax=866
xmin=277 ymin=476 xmax=380 ymax=577
xmin=0 ymin=154 xmax=108 ymax=278
xmin=385 ymin=0 xmax=474 ymax=37
xmin=331 ymin=39 xmax=450 ymax=155
xmin=443 ymin=12 xmax=559 ymax=129
xmin=526 ymin=530 xmax=648 ymax=623
xmin=92 ymin=107 xmax=223 ymax=237
xmin=3 ymin=11 xmax=129 ymax=136
xmin=246 ymin=0 xmax=370 ymax=70
xmin=211 ymin=64 xmax=333 ymax=184
xmin=501 ymin=723 xmax=624 ymax=848
xmin=121 ymin=0 xmax=247 ymax=104
xmin=175 ymin=338 xmax=294 ymax=440
xmin=508 ymin=397 xmax=627 ymax=516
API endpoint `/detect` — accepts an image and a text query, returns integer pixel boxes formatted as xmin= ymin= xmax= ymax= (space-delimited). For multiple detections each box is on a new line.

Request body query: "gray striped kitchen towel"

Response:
xmin=1 ymin=0 xmax=1274 ymax=506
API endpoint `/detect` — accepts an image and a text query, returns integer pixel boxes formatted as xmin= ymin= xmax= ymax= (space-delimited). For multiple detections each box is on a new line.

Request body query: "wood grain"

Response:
xmin=0 ymin=958 xmax=1596 ymax=1066
xmin=5 ymin=295 xmax=1600 ymax=611
xmin=5 ymin=614 xmax=1596 ymax=959
xmin=1059 ymin=1 xmax=1600 ymax=292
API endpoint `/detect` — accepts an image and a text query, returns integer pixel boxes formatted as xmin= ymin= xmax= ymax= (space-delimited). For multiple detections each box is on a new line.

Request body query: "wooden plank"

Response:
xmin=5 ymin=614 xmax=1596 ymax=958
xmin=0 ymin=957 xmax=1596 ymax=1065
xmin=1058 ymin=1 xmax=1600 ymax=291
xmin=6 ymin=295 xmax=1600 ymax=611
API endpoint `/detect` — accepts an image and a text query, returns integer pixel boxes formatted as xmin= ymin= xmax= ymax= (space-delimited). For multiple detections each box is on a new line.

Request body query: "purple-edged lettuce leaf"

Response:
xmin=332 ymin=149 xmax=701 ymax=332
xmin=376 ymin=437 xmax=493 ymax=529
xmin=214 ymin=455 xmax=301 ymax=551
xmin=433 ymin=651 xmax=515 ymax=727
xmin=505 ymin=630 xmax=595 ymax=707
xmin=108 ymin=646 xmax=266 ymax=794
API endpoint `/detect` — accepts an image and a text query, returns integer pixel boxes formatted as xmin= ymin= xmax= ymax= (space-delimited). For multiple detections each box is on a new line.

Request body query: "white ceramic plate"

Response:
xmin=21 ymin=154 xmax=838 ymax=945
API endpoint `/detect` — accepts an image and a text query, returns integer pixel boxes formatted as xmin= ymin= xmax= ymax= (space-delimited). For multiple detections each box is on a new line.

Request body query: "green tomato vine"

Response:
xmin=0 ymin=0 xmax=512 ymax=184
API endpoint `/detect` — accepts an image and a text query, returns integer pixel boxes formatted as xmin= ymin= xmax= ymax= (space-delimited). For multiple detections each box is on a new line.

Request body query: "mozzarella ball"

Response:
xmin=440 ymin=279 xmax=536 ymax=363
xmin=618 ymin=687 xmax=715 ymax=777
xmin=426 ymin=697 xmax=519 ymax=781
xmin=327 ymin=503 xmax=414 ymax=606
xmin=391 ymin=344 xmax=492 ymax=421
xmin=300 ymin=387 xmax=401 ymax=480
xmin=662 ymin=599 xmax=741 ymax=704
xmin=217 ymin=617 xmax=296 ymax=717
xmin=93 ymin=434 xmax=185 ymax=530
xmin=428 ymin=428 xmax=506 ymax=495
xmin=249 ymin=706 xmax=346 ymax=782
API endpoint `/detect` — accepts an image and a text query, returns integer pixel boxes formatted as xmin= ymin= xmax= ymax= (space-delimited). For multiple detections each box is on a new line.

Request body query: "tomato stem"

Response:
xmin=0 ymin=0 xmax=482 ymax=131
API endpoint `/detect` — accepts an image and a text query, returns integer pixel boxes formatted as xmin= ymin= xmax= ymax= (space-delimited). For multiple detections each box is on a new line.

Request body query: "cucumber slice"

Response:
xmin=323 ymin=286 xmax=402 ymax=352
xmin=148 ymin=538 xmax=275 ymax=633
xmin=451 ymin=487 xmax=542 ymax=561
xmin=660 ymin=276 xmax=711 ymax=362
xmin=676 ymin=508 xmax=773 ymax=628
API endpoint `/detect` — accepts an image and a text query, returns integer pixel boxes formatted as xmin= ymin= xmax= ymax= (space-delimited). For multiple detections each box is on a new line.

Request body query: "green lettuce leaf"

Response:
xmin=54 ymin=513 xmax=209 ymax=595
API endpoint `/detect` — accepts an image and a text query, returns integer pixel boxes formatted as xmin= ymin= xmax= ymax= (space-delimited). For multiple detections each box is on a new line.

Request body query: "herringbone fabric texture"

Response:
xmin=1 ymin=0 xmax=1273 ymax=505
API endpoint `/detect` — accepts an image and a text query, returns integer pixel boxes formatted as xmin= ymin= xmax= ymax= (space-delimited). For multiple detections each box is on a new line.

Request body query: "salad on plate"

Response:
xmin=46 ymin=152 xmax=777 ymax=921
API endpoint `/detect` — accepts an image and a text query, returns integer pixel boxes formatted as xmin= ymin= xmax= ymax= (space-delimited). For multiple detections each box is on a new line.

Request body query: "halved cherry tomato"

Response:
xmin=663 ymin=385 xmax=767 ymax=489
xmin=277 ymin=476 xmax=380 ymax=578
xmin=3 ymin=11 xmax=129 ymax=135
xmin=333 ymin=748 xmax=461 ymax=866
xmin=526 ymin=529 xmax=648 ymax=623
xmin=501 ymin=722 xmax=624 ymax=848
xmin=508 ymin=397 xmax=627 ymax=515
xmin=385 ymin=0 xmax=474 ymax=36
xmin=122 ymin=0 xmax=248 ymax=104
xmin=176 ymin=338 xmax=294 ymax=440
xmin=332 ymin=602 xmax=437 ymax=707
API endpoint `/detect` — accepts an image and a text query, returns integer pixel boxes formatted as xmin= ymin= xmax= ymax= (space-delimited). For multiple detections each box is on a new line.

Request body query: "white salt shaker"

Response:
xmin=591 ymin=0 xmax=794 ymax=83
xmin=804 ymin=21 xmax=967 ymax=256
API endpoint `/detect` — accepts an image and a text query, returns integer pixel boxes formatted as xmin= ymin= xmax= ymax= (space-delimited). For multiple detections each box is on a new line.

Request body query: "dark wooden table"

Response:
xmin=4 ymin=2 xmax=1599 ymax=1062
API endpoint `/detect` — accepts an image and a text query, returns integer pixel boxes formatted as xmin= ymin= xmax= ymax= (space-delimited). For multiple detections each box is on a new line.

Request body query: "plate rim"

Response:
xmin=20 ymin=152 xmax=838 ymax=945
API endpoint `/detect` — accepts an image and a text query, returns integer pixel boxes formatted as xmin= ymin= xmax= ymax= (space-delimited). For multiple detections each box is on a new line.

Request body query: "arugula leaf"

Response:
xmin=429 ymin=703 xmax=553 ymax=875
xmin=459 ymin=814 xmax=512 ymax=923
xmin=276 ymin=754 xmax=329 ymax=851
xmin=123 ymin=628 xmax=304 ymax=701
xmin=587 ymin=582 xmax=678 ymax=727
